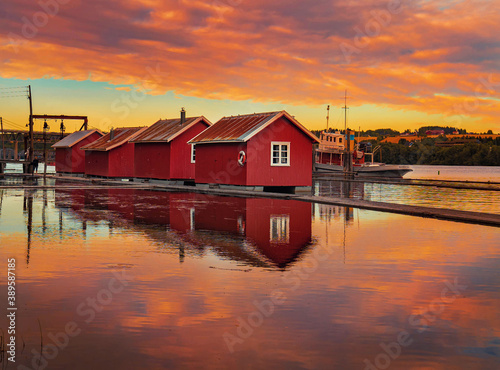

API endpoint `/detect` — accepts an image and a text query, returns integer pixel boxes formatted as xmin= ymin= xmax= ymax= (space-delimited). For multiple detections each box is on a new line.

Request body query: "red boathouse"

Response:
xmin=130 ymin=111 xmax=212 ymax=181
xmin=82 ymin=127 xmax=147 ymax=178
xmin=189 ymin=111 xmax=319 ymax=192
xmin=52 ymin=130 xmax=103 ymax=174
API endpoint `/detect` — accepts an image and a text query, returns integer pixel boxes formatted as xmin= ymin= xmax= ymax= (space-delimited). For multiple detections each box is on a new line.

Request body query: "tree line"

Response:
xmin=377 ymin=138 xmax=500 ymax=166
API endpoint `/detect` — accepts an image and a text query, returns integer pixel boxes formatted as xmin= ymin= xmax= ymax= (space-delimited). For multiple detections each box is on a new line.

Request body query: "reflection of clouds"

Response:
xmin=0 ymin=187 xmax=499 ymax=368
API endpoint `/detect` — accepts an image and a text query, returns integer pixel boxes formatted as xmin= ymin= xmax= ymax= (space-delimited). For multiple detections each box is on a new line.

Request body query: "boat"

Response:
xmin=314 ymin=130 xmax=412 ymax=178
xmin=314 ymin=92 xmax=413 ymax=182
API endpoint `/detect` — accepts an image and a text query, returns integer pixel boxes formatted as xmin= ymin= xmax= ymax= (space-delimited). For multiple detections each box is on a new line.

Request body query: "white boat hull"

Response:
xmin=315 ymin=163 xmax=412 ymax=178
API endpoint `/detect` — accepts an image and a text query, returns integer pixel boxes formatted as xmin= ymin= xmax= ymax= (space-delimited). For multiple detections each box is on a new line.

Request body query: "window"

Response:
xmin=191 ymin=144 xmax=196 ymax=163
xmin=270 ymin=215 xmax=290 ymax=243
xmin=271 ymin=142 xmax=290 ymax=166
xmin=339 ymin=137 xmax=343 ymax=144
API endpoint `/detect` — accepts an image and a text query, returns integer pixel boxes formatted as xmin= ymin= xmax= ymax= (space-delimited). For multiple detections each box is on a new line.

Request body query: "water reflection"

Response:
xmin=24 ymin=188 xmax=34 ymax=265
xmin=55 ymin=188 xmax=313 ymax=269
xmin=315 ymin=179 xmax=500 ymax=214
xmin=1 ymin=187 xmax=499 ymax=369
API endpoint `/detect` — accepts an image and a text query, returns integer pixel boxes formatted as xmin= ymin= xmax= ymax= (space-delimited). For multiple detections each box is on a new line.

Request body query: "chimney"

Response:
xmin=180 ymin=107 xmax=186 ymax=125
xmin=110 ymin=128 xmax=114 ymax=140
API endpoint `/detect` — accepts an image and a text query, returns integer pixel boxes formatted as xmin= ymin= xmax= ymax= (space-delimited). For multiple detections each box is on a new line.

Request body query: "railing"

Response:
xmin=318 ymin=143 xmax=344 ymax=152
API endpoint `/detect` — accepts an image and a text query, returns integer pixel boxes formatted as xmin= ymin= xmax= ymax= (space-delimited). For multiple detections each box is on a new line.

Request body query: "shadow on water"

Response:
xmin=54 ymin=186 xmax=315 ymax=270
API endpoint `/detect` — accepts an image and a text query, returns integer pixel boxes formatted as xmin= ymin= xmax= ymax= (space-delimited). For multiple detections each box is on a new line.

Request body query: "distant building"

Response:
xmin=189 ymin=111 xmax=320 ymax=192
xmin=81 ymin=127 xmax=147 ymax=178
xmin=130 ymin=111 xmax=211 ymax=181
xmin=426 ymin=130 xmax=445 ymax=135
xmin=52 ymin=129 xmax=103 ymax=174
xmin=381 ymin=136 xmax=422 ymax=144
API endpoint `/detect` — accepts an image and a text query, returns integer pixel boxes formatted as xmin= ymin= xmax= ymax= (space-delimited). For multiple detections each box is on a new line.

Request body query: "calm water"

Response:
xmin=315 ymin=180 xmax=500 ymax=215
xmin=0 ymin=187 xmax=499 ymax=369
xmin=405 ymin=165 xmax=500 ymax=182
xmin=4 ymin=163 xmax=56 ymax=174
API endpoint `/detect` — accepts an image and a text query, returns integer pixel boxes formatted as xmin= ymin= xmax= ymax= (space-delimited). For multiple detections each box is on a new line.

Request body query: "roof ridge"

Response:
xmin=158 ymin=116 xmax=201 ymax=121
xmin=221 ymin=111 xmax=282 ymax=119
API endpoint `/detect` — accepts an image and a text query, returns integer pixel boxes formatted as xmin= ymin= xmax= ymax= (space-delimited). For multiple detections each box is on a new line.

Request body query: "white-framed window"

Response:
xmin=271 ymin=141 xmax=290 ymax=166
xmin=270 ymin=215 xmax=290 ymax=243
xmin=191 ymin=144 xmax=196 ymax=163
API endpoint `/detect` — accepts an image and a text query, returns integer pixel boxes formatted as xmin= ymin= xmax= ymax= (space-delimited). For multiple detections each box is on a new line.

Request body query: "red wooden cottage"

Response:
xmin=189 ymin=111 xmax=319 ymax=192
xmin=52 ymin=129 xmax=103 ymax=174
xmin=130 ymin=112 xmax=211 ymax=181
xmin=81 ymin=126 xmax=147 ymax=178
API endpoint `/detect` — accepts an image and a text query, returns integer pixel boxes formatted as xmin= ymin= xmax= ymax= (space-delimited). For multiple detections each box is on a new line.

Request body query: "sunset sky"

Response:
xmin=1 ymin=0 xmax=499 ymax=133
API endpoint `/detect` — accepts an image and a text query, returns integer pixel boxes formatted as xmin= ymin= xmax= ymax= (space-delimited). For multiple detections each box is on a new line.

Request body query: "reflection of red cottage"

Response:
xmin=52 ymin=130 xmax=103 ymax=174
xmin=82 ymin=127 xmax=147 ymax=178
xmin=189 ymin=111 xmax=319 ymax=192
xmin=130 ymin=113 xmax=211 ymax=181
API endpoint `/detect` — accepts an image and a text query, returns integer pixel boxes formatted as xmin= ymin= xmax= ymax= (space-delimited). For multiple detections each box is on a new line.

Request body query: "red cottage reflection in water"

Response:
xmin=55 ymin=188 xmax=312 ymax=269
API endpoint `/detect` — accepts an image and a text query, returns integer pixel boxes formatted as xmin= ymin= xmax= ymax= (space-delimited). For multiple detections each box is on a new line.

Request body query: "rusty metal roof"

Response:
xmin=189 ymin=112 xmax=278 ymax=143
xmin=130 ymin=116 xmax=211 ymax=143
xmin=81 ymin=127 xmax=147 ymax=151
xmin=52 ymin=129 xmax=103 ymax=148
xmin=189 ymin=111 xmax=319 ymax=144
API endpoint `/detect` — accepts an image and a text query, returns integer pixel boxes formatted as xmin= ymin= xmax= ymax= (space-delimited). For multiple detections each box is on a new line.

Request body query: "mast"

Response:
xmin=343 ymin=89 xmax=348 ymax=133
xmin=342 ymin=90 xmax=353 ymax=178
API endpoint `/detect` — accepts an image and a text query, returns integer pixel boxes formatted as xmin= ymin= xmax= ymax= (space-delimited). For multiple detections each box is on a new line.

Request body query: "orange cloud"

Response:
xmin=0 ymin=0 xmax=499 ymax=129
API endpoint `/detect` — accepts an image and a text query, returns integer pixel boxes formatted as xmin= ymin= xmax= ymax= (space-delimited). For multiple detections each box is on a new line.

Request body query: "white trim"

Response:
xmin=189 ymin=111 xmax=320 ymax=144
xmin=52 ymin=129 xmax=103 ymax=148
xmin=270 ymin=141 xmax=290 ymax=166
xmin=190 ymin=144 xmax=196 ymax=163
xmin=241 ymin=111 xmax=320 ymax=143
xmin=166 ymin=117 xmax=211 ymax=143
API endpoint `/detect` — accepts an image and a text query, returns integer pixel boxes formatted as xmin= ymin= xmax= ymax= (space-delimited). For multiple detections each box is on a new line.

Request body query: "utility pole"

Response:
xmin=28 ymin=85 xmax=34 ymax=164
xmin=43 ymin=119 xmax=49 ymax=178
xmin=0 ymin=117 xmax=5 ymax=160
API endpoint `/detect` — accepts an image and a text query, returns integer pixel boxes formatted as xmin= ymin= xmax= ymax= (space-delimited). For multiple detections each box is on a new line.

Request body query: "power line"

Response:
xmin=0 ymin=94 xmax=27 ymax=99
xmin=0 ymin=86 xmax=27 ymax=90
xmin=1 ymin=118 xmax=27 ymax=130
